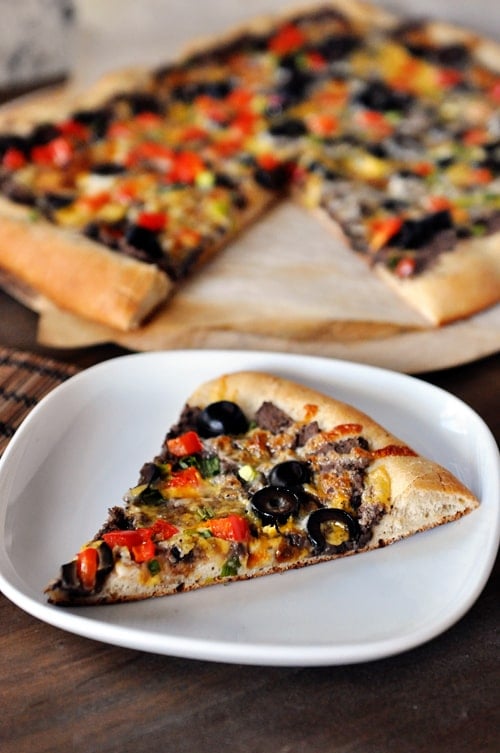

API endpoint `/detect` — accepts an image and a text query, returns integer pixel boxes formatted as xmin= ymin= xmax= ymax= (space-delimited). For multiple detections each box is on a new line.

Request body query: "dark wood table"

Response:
xmin=1 ymin=288 xmax=498 ymax=753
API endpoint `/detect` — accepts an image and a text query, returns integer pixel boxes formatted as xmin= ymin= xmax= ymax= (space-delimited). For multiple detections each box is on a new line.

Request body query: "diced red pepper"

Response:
xmin=134 ymin=112 xmax=163 ymax=127
xmin=471 ymin=166 xmax=493 ymax=185
xmin=167 ymin=430 xmax=203 ymax=457
xmin=306 ymin=113 xmax=338 ymax=137
xmin=137 ymin=211 xmax=168 ymax=232
xmin=355 ymin=109 xmax=393 ymax=137
xmin=304 ymin=50 xmax=327 ymax=71
xmin=2 ymin=147 xmax=26 ymax=170
xmin=462 ymin=128 xmax=489 ymax=147
xmin=489 ymin=81 xmax=500 ymax=103
xmin=31 ymin=136 xmax=73 ymax=166
xmin=79 ymin=191 xmax=111 ymax=211
xmin=150 ymin=519 xmax=179 ymax=540
xmin=102 ymin=529 xmax=150 ymax=549
xmin=226 ymin=88 xmax=253 ymax=110
xmin=369 ymin=216 xmax=403 ymax=252
xmin=131 ymin=539 xmax=156 ymax=563
xmin=58 ymin=119 xmax=90 ymax=140
xmin=205 ymin=514 xmax=250 ymax=542
xmin=127 ymin=141 xmax=174 ymax=167
xmin=170 ymin=150 xmax=205 ymax=183
xmin=426 ymin=195 xmax=452 ymax=213
xmin=269 ymin=24 xmax=306 ymax=55
xmin=164 ymin=466 xmax=202 ymax=489
xmin=436 ymin=68 xmax=463 ymax=88
xmin=159 ymin=467 xmax=202 ymax=499
xmin=103 ymin=521 xmax=178 ymax=562
xmin=176 ymin=227 xmax=202 ymax=248
xmin=394 ymin=256 xmax=416 ymax=278
xmin=180 ymin=125 xmax=207 ymax=142
xmin=412 ymin=161 xmax=434 ymax=177
xmin=257 ymin=153 xmax=281 ymax=171
xmin=76 ymin=547 xmax=99 ymax=591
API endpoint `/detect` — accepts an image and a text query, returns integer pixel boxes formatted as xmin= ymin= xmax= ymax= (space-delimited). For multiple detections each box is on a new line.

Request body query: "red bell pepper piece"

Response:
xmin=268 ymin=24 xmax=306 ymax=55
xmin=163 ymin=466 xmax=202 ymax=490
xmin=369 ymin=216 xmax=403 ymax=252
xmin=150 ymin=519 xmax=179 ymax=540
xmin=76 ymin=547 xmax=99 ymax=591
xmin=205 ymin=514 xmax=250 ymax=542
xmin=31 ymin=136 xmax=73 ymax=166
xmin=2 ymin=147 xmax=26 ymax=170
xmin=170 ymin=151 xmax=205 ymax=183
xmin=102 ymin=529 xmax=150 ymax=549
xmin=167 ymin=430 xmax=203 ymax=457
xmin=137 ymin=211 xmax=168 ymax=232
xmin=131 ymin=539 xmax=156 ymax=563
xmin=58 ymin=119 xmax=90 ymax=140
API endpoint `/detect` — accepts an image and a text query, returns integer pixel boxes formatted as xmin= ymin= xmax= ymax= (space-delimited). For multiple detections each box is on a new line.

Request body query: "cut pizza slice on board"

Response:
xmin=0 ymin=0 xmax=499 ymax=334
xmin=45 ymin=371 xmax=479 ymax=606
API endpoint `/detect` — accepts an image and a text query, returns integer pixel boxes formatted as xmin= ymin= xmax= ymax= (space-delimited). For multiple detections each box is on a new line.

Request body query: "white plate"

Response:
xmin=0 ymin=351 xmax=498 ymax=666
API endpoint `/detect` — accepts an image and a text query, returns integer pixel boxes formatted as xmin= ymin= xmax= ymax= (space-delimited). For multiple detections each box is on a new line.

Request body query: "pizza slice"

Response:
xmin=45 ymin=371 xmax=478 ymax=606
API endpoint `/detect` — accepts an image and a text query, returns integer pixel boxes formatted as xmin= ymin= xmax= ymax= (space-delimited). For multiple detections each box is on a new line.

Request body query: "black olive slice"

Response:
xmin=251 ymin=486 xmax=300 ymax=525
xmin=307 ymin=508 xmax=360 ymax=552
xmin=268 ymin=460 xmax=310 ymax=488
xmin=197 ymin=400 xmax=249 ymax=437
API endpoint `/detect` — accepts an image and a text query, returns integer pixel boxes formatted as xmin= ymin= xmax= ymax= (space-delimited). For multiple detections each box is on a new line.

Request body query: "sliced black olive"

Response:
xmin=269 ymin=460 xmax=310 ymax=488
xmin=29 ymin=123 xmax=60 ymax=146
xmin=0 ymin=133 xmax=30 ymax=158
xmin=96 ymin=541 xmax=114 ymax=572
xmin=307 ymin=508 xmax=360 ymax=551
xmin=125 ymin=224 xmax=164 ymax=260
xmin=197 ymin=400 xmax=249 ymax=437
xmin=71 ymin=107 xmax=112 ymax=139
xmin=388 ymin=210 xmax=453 ymax=250
xmin=38 ymin=192 xmax=75 ymax=212
xmin=254 ymin=163 xmax=289 ymax=190
xmin=90 ymin=162 xmax=126 ymax=175
xmin=315 ymin=33 xmax=359 ymax=62
xmin=269 ymin=118 xmax=307 ymax=138
xmin=251 ymin=485 xmax=300 ymax=525
xmin=355 ymin=80 xmax=412 ymax=112
xmin=172 ymin=80 xmax=232 ymax=103
xmin=61 ymin=560 xmax=80 ymax=590
xmin=114 ymin=92 xmax=163 ymax=115
xmin=139 ymin=461 xmax=162 ymax=485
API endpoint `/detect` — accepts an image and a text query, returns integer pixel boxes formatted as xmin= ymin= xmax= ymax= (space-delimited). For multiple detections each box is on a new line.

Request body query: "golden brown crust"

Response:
xmin=376 ymin=235 xmax=500 ymax=325
xmin=0 ymin=201 xmax=170 ymax=330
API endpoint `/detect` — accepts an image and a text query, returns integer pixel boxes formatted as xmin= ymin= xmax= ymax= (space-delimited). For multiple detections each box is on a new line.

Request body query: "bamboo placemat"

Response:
xmin=0 ymin=348 xmax=79 ymax=457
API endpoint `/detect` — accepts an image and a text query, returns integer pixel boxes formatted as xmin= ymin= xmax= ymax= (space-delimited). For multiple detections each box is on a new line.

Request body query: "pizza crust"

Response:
xmin=0 ymin=198 xmax=171 ymax=330
xmin=376 ymin=234 xmax=500 ymax=325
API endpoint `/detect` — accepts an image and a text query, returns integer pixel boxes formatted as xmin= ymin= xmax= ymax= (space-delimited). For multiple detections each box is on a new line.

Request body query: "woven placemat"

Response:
xmin=0 ymin=347 xmax=79 ymax=457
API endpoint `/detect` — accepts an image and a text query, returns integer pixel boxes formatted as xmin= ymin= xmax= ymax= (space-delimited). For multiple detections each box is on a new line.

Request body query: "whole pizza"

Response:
xmin=0 ymin=0 xmax=499 ymax=331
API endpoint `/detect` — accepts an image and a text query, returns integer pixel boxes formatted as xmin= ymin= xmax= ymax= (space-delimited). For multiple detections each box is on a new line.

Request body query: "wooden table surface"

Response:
xmin=0 ymin=288 xmax=498 ymax=753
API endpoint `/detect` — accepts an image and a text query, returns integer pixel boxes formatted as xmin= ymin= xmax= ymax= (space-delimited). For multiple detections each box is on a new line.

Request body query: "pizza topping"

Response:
xmin=268 ymin=460 xmax=311 ymax=487
xmin=197 ymin=400 xmax=250 ymax=437
xmin=251 ymin=486 xmax=301 ymax=525
xmin=306 ymin=508 xmax=361 ymax=553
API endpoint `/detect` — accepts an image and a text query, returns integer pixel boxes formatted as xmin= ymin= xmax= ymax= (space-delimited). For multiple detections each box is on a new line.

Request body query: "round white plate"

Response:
xmin=0 ymin=350 xmax=498 ymax=666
